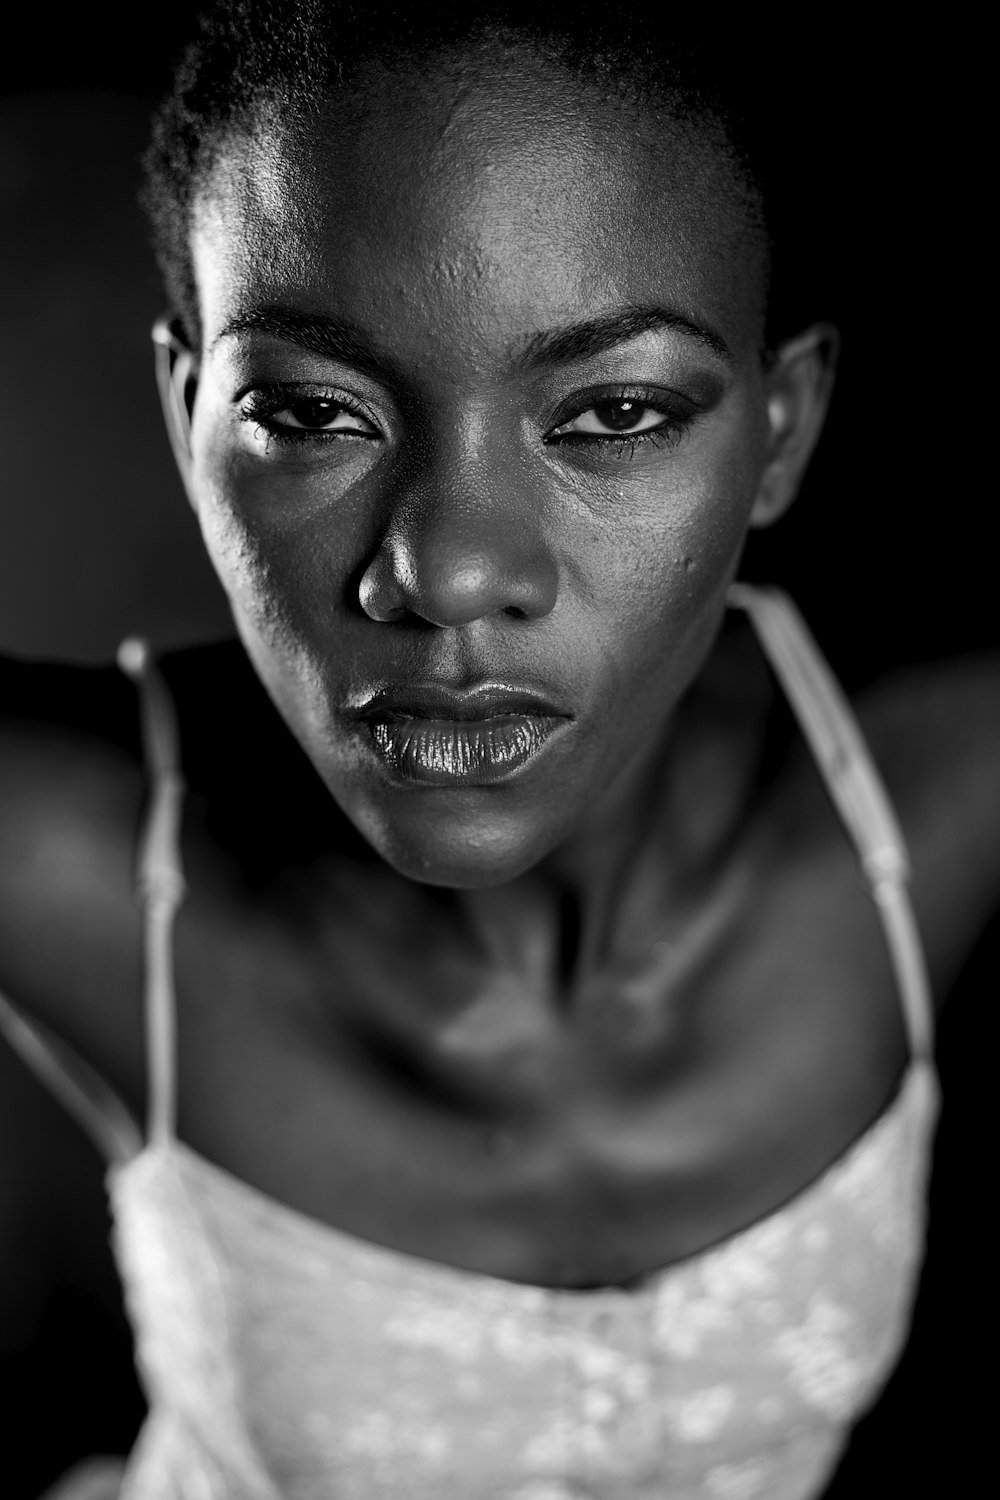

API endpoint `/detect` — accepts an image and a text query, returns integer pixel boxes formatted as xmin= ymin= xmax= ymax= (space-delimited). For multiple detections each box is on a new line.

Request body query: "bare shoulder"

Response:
xmin=852 ymin=648 xmax=1000 ymax=989
xmin=0 ymin=639 xmax=346 ymax=1066
xmin=0 ymin=651 xmax=146 ymax=1059
xmin=0 ymin=651 xmax=145 ymax=885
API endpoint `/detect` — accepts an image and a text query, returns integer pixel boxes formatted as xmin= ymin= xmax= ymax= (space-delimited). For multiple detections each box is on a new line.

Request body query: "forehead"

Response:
xmin=193 ymin=53 xmax=764 ymax=369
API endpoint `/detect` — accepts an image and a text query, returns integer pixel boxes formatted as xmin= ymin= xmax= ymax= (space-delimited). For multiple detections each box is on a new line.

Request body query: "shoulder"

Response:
xmin=0 ymin=639 xmax=353 ymax=1035
xmin=852 ymin=649 xmax=1000 ymax=990
xmin=0 ymin=648 xmax=140 ymax=759
xmin=854 ymin=649 xmax=1000 ymax=869
xmin=0 ymin=636 xmax=279 ymax=828
xmin=0 ymin=640 xmax=263 ymax=1047
xmin=0 ymin=651 xmax=145 ymax=1087
xmin=0 ymin=651 xmax=144 ymax=918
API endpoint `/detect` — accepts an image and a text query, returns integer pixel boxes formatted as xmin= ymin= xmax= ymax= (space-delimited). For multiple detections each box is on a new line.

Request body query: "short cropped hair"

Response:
xmin=141 ymin=2 xmax=776 ymax=353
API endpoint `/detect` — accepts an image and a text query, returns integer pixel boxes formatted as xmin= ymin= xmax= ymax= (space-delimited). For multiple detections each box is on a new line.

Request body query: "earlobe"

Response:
xmin=153 ymin=315 xmax=200 ymax=498
xmin=749 ymin=323 xmax=839 ymax=529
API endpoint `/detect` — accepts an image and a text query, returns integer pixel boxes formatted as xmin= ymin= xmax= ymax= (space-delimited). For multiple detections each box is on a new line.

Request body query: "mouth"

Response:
xmin=352 ymin=682 xmax=572 ymax=786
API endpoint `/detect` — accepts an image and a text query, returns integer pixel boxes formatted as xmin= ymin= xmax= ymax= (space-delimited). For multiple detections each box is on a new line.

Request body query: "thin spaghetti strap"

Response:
xmin=118 ymin=639 xmax=187 ymax=1148
xmin=0 ymin=988 xmax=142 ymax=1164
xmin=728 ymin=583 xmax=935 ymax=1061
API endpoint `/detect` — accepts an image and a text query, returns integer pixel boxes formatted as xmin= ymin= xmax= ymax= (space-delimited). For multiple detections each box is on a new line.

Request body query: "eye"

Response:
xmin=263 ymin=396 xmax=378 ymax=436
xmin=543 ymin=387 xmax=697 ymax=457
xmin=550 ymin=398 xmax=669 ymax=439
xmin=238 ymin=386 xmax=382 ymax=449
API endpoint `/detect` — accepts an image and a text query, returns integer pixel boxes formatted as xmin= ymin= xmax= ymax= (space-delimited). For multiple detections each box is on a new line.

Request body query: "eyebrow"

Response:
xmin=213 ymin=308 xmax=392 ymax=380
xmin=514 ymin=305 xmax=732 ymax=369
xmin=213 ymin=300 xmax=732 ymax=376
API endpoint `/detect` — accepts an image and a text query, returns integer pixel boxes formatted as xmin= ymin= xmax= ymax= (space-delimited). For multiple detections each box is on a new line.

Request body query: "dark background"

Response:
xmin=0 ymin=14 xmax=991 ymax=1497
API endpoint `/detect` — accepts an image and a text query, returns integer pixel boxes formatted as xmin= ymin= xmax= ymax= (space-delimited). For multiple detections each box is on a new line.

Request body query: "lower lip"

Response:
xmin=363 ymin=715 xmax=567 ymax=786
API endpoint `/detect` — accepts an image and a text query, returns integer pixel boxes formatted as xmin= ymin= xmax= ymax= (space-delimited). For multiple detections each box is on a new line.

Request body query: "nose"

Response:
xmin=358 ymin=471 xmax=559 ymax=628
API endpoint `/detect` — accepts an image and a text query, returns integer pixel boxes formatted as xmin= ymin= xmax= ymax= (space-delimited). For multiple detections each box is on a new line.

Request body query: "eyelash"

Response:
xmin=238 ymin=384 xmax=694 ymax=458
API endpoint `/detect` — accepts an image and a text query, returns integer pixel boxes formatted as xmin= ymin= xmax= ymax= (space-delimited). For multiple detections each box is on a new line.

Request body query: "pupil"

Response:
xmin=596 ymin=399 xmax=644 ymax=431
xmin=297 ymin=399 xmax=334 ymax=426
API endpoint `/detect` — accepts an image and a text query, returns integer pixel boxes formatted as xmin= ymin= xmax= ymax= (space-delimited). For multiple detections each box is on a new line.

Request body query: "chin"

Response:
xmin=346 ymin=789 xmax=565 ymax=890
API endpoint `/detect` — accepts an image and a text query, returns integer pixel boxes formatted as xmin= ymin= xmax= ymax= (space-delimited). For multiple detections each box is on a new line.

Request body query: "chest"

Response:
xmin=151 ymin=818 xmax=911 ymax=1289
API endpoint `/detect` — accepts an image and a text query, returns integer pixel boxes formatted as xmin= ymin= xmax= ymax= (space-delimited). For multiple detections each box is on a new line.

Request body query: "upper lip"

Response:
xmin=354 ymin=682 xmax=570 ymax=723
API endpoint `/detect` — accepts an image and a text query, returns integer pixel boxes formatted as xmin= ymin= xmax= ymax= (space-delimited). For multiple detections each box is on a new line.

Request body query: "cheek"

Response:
xmin=191 ymin=457 xmax=288 ymax=637
xmin=667 ymin=403 xmax=768 ymax=604
xmin=587 ymin=432 xmax=763 ymax=671
xmin=567 ymin=439 xmax=764 ymax=768
xmin=189 ymin=410 xmax=357 ymax=654
xmin=187 ymin=441 xmax=348 ymax=749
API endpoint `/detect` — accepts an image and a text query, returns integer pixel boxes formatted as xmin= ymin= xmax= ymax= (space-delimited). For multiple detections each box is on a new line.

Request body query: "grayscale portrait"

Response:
xmin=1 ymin=7 xmax=991 ymax=1499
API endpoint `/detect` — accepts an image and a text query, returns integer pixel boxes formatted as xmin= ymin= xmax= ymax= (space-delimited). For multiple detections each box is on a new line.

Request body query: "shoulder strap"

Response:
xmin=117 ymin=639 xmax=187 ymax=1148
xmin=727 ymin=583 xmax=935 ymax=1061
xmin=0 ymin=987 xmax=142 ymax=1165
xmin=0 ymin=638 xmax=187 ymax=1162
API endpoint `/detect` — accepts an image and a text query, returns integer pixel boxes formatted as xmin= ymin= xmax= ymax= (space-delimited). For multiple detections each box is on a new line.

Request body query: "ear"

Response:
xmin=153 ymin=315 xmax=200 ymax=502
xmin=749 ymin=323 xmax=839 ymax=529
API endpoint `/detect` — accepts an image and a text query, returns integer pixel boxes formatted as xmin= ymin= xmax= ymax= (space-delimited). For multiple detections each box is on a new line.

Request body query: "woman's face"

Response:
xmin=173 ymin=56 xmax=782 ymax=888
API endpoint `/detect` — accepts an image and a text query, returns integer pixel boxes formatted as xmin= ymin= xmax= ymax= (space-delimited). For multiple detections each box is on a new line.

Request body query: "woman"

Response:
xmin=1 ymin=5 xmax=996 ymax=1497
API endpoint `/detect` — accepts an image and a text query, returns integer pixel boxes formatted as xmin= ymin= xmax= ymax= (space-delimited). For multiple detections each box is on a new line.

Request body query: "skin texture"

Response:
xmin=162 ymin=52 xmax=834 ymax=949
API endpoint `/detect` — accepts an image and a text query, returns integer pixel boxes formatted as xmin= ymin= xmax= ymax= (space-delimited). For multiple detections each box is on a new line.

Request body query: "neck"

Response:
xmin=452 ymin=616 xmax=772 ymax=1016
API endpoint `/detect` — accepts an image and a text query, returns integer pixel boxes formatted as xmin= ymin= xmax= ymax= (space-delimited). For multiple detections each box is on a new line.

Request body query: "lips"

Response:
xmin=353 ymin=681 xmax=571 ymax=785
